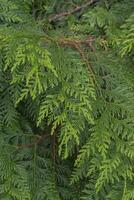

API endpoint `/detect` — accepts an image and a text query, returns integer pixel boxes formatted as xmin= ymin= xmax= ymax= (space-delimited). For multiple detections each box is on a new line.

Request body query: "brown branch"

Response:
xmin=59 ymin=36 xmax=95 ymax=51
xmin=52 ymin=132 xmax=56 ymax=164
xmin=49 ymin=0 xmax=98 ymax=22
xmin=74 ymin=44 xmax=96 ymax=85
xmin=43 ymin=34 xmax=97 ymax=85
xmin=17 ymin=134 xmax=50 ymax=149
xmin=58 ymin=36 xmax=96 ymax=85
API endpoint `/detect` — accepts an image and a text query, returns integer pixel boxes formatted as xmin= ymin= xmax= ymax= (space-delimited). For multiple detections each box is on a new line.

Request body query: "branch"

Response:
xmin=56 ymin=36 xmax=96 ymax=85
xmin=17 ymin=134 xmax=50 ymax=149
xmin=43 ymin=35 xmax=96 ymax=84
xmin=49 ymin=0 xmax=98 ymax=22
xmin=59 ymin=36 xmax=95 ymax=51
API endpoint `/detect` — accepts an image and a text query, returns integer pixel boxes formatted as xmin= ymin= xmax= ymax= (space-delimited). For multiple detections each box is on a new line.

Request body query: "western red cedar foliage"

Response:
xmin=0 ymin=0 xmax=134 ymax=199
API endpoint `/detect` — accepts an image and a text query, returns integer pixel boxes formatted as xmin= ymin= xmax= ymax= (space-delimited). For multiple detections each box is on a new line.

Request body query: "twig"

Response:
xmin=74 ymin=43 xmax=96 ymax=85
xmin=43 ymin=34 xmax=97 ymax=86
xmin=59 ymin=36 xmax=95 ymax=51
xmin=58 ymin=37 xmax=96 ymax=85
xmin=17 ymin=134 xmax=50 ymax=149
xmin=49 ymin=0 xmax=98 ymax=22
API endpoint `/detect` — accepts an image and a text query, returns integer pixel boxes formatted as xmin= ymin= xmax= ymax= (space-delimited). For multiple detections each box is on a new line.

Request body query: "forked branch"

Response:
xmin=49 ymin=0 xmax=98 ymax=22
xmin=17 ymin=134 xmax=50 ymax=149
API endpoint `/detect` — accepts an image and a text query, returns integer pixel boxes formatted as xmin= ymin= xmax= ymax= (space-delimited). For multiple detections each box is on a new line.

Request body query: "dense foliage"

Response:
xmin=0 ymin=0 xmax=134 ymax=199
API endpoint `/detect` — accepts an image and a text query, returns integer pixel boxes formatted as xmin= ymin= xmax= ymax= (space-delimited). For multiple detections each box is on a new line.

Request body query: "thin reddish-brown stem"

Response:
xmin=17 ymin=134 xmax=50 ymax=149
xmin=49 ymin=0 xmax=98 ymax=22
